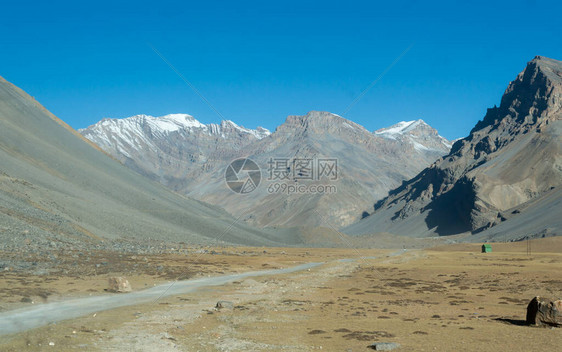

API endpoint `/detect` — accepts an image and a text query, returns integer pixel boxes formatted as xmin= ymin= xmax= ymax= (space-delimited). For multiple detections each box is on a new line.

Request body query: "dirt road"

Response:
xmin=0 ymin=262 xmax=322 ymax=336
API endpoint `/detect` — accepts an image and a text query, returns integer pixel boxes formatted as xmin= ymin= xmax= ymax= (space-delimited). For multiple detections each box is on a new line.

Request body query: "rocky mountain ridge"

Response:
xmin=81 ymin=110 xmax=452 ymax=227
xmin=375 ymin=119 xmax=453 ymax=151
xmin=346 ymin=56 xmax=562 ymax=239
xmin=80 ymin=114 xmax=271 ymax=189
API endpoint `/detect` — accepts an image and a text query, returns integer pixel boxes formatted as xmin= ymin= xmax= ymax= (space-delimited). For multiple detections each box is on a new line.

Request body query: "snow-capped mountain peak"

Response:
xmin=79 ymin=113 xmax=272 ymax=165
xmin=374 ymin=119 xmax=427 ymax=137
xmin=157 ymin=113 xmax=206 ymax=130
xmin=142 ymin=113 xmax=207 ymax=133
xmin=374 ymin=119 xmax=452 ymax=151
xmin=96 ymin=113 xmax=206 ymax=135
xmin=82 ymin=114 xmax=270 ymax=141
xmin=219 ymin=120 xmax=271 ymax=139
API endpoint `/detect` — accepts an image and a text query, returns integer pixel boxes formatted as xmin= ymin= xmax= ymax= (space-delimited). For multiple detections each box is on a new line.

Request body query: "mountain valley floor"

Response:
xmin=0 ymin=238 xmax=561 ymax=351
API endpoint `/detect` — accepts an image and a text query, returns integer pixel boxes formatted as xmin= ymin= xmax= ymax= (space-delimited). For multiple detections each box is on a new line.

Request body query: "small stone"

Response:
xmin=48 ymin=342 xmax=55 ymax=346
xmin=215 ymin=301 xmax=234 ymax=310
xmin=368 ymin=342 xmax=400 ymax=351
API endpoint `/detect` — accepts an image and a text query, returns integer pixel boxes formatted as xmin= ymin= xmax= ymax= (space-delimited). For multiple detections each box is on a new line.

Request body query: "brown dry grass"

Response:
xmin=1 ymin=239 xmax=561 ymax=351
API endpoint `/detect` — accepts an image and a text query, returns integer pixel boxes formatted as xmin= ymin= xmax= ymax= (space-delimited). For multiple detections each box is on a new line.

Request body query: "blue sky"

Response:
xmin=1 ymin=0 xmax=561 ymax=139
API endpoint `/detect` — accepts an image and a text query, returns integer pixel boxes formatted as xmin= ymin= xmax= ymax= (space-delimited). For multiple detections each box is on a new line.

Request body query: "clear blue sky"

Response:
xmin=1 ymin=0 xmax=561 ymax=139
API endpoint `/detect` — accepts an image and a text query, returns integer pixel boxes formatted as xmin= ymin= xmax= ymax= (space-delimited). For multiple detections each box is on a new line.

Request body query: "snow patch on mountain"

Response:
xmin=82 ymin=114 xmax=270 ymax=141
xmin=375 ymin=119 xmax=430 ymax=137
xmin=374 ymin=119 xmax=451 ymax=152
xmin=222 ymin=120 xmax=271 ymax=139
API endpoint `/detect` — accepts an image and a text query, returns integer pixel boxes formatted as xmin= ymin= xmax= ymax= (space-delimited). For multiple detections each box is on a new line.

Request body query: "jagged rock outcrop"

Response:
xmin=346 ymin=56 xmax=562 ymax=238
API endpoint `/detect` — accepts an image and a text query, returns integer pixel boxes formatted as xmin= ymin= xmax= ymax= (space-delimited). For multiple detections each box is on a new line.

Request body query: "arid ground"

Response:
xmin=0 ymin=238 xmax=561 ymax=351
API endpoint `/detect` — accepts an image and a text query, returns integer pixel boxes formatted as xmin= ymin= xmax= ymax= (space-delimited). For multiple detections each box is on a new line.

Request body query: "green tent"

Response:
xmin=482 ymin=244 xmax=492 ymax=253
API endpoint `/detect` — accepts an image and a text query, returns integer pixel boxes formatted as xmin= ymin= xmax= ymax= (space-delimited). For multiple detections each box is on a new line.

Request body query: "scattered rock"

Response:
xmin=526 ymin=296 xmax=562 ymax=326
xmin=308 ymin=329 xmax=326 ymax=335
xmin=107 ymin=277 xmax=132 ymax=293
xmin=20 ymin=297 xmax=32 ymax=303
xmin=368 ymin=342 xmax=400 ymax=350
xmin=215 ymin=300 xmax=234 ymax=310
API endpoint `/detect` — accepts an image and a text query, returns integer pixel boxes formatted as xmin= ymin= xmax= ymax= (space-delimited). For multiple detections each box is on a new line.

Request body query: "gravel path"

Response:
xmin=0 ymin=262 xmax=322 ymax=336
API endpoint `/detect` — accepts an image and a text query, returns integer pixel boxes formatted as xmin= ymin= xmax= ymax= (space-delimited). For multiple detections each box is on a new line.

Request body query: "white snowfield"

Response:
xmin=82 ymin=113 xmax=271 ymax=145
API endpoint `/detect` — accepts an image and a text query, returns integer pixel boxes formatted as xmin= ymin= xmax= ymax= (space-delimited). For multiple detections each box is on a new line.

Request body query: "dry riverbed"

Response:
xmin=0 ymin=239 xmax=561 ymax=351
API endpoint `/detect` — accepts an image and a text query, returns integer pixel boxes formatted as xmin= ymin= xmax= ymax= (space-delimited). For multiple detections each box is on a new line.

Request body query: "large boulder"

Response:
xmin=107 ymin=277 xmax=132 ymax=293
xmin=526 ymin=296 xmax=562 ymax=326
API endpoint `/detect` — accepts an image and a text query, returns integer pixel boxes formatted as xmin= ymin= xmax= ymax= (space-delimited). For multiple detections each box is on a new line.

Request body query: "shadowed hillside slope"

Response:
xmin=0 ymin=76 xmax=300 ymax=249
